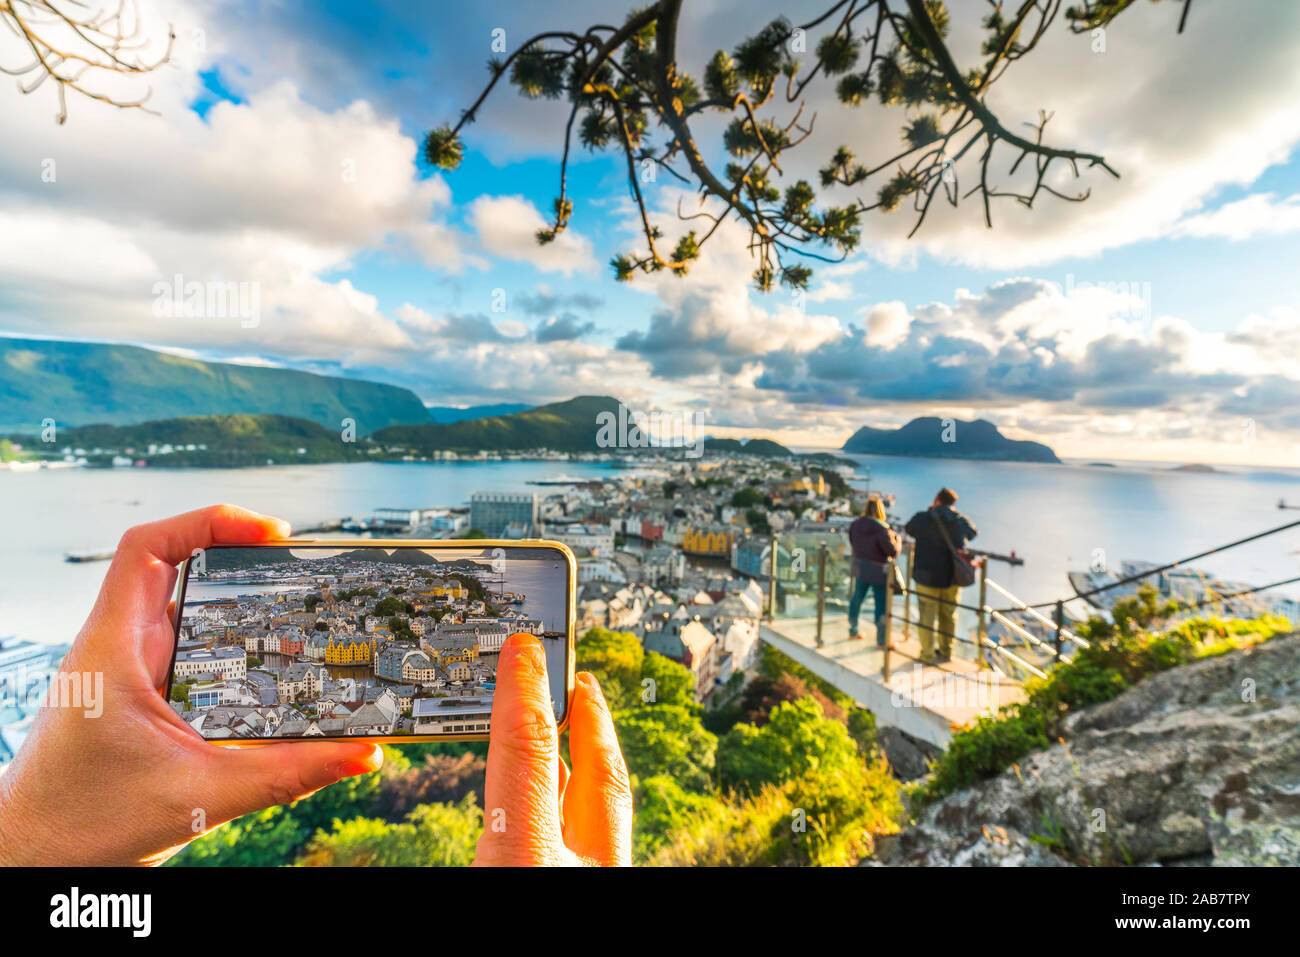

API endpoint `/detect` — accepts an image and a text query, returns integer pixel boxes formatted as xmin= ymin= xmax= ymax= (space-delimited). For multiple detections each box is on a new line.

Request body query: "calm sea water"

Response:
xmin=840 ymin=453 xmax=1300 ymax=611
xmin=0 ymin=460 xmax=615 ymax=644
xmin=2 ymin=457 xmax=1299 ymax=645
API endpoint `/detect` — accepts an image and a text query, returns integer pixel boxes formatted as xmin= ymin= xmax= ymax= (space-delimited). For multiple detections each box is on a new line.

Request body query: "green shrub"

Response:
xmin=294 ymin=796 xmax=482 ymax=867
xmin=646 ymin=759 xmax=902 ymax=867
xmin=633 ymin=775 xmax=729 ymax=862
xmin=617 ymin=704 xmax=718 ymax=792
xmin=169 ymin=745 xmax=411 ymax=866
xmin=910 ymin=702 xmax=1051 ymax=805
xmin=718 ymin=698 xmax=870 ymax=793
xmin=576 ymin=627 xmax=646 ymax=709
xmin=168 ymin=806 xmax=306 ymax=867
xmin=912 ymin=605 xmax=1290 ymax=809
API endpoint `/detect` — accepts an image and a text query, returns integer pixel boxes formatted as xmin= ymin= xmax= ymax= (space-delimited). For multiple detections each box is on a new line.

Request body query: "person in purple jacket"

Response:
xmin=847 ymin=497 xmax=900 ymax=645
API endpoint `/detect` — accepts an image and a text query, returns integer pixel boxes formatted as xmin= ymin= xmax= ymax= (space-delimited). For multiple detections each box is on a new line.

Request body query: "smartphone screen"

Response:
xmin=167 ymin=542 xmax=573 ymax=741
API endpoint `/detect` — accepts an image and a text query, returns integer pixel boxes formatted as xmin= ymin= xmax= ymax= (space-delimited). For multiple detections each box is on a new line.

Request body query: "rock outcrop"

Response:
xmin=878 ymin=726 xmax=943 ymax=782
xmin=880 ymin=635 xmax=1300 ymax=866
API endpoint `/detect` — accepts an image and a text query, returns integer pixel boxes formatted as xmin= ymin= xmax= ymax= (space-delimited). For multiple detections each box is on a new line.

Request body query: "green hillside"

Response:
xmin=705 ymin=437 xmax=794 ymax=458
xmin=58 ymin=414 xmax=371 ymax=467
xmin=0 ymin=337 xmax=430 ymax=434
xmin=372 ymin=395 xmax=625 ymax=453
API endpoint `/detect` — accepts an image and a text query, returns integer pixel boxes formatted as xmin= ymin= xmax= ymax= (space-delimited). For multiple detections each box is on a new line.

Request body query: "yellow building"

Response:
xmin=417 ymin=580 xmax=467 ymax=601
xmin=445 ymin=661 xmax=472 ymax=682
xmin=324 ymin=635 xmax=377 ymax=665
xmin=437 ymin=645 xmax=479 ymax=666
xmin=779 ymin=474 xmax=827 ymax=497
xmin=683 ymin=526 xmax=734 ymax=557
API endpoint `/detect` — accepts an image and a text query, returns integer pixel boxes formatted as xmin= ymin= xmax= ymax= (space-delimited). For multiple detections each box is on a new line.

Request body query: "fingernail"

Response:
xmin=577 ymin=672 xmax=609 ymax=707
xmin=330 ymin=745 xmax=382 ymax=778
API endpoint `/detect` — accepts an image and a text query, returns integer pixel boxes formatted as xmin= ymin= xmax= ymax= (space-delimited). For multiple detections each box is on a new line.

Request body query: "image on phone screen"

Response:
xmin=167 ymin=544 xmax=571 ymax=740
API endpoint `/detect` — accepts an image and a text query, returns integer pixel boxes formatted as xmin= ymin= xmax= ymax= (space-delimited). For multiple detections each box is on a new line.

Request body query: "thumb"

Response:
xmin=194 ymin=741 xmax=384 ymax=825
xmin=474 ymin=634 xmax=564 ymax=865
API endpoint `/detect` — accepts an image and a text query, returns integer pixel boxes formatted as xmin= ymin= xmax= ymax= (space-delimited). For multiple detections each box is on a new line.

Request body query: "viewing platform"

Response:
xmin=760 ymin=613 xmax=1025 ymax=748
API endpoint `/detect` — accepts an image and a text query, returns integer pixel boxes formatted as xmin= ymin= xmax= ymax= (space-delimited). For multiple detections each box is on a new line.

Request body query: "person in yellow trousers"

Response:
xmin=904 ymin=488 xmax=978 ymax=665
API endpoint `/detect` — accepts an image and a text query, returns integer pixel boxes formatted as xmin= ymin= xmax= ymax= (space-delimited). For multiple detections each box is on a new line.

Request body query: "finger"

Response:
xmin=197 ymin=741 xmax=383 ymax=824
xmin=115 ymin=503 xmax=291 ymax=570
xmin=477 ymin=633 xmax=563 ymax=865
xmin=562 ymin=672 xmax=633 ymax=866
xmin=148 ymin=600 xmax=179 ymax=692
xmin=88 ymin=505 xmax=291 ymax=660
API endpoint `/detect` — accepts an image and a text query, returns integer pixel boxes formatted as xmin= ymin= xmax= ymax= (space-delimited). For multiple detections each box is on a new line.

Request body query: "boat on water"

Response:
xmin=526 ymin=475 xmax=601 ymax=486
xmin=64 ymin=549 xmax=114 ymax=563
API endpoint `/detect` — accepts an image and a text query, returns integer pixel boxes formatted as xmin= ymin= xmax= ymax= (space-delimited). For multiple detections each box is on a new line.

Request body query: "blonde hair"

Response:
xmin=864 ymin=497 xmax=887 ymax=522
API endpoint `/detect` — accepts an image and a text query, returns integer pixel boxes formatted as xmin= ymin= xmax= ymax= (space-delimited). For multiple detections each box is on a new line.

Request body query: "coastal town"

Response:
xmin=162 ymin=454 xmax=843 ymax=741
xmin=172 ymin=546 xmax=568 ymax=739
xmin=4 ymin=448 xmax=1298 ymax=762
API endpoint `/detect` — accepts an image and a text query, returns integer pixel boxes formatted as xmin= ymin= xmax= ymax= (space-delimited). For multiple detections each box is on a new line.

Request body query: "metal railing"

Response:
xmin=764 ymin=516 xmax=1300 ymax=684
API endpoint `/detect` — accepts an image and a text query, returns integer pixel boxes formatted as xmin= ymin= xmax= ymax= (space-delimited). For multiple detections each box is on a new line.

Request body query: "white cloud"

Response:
xmin=466 ymin=195 xmax=596 ymax=276
xmin=862 ymin=301 xmax=910 ymax=348
xmin=1172 ymin=193 xmax=1300 ymax=241
xmin=807 ymin=279 xmax=855 ymax=302
xmin=0 ymin=0 xmax=480 ymax=361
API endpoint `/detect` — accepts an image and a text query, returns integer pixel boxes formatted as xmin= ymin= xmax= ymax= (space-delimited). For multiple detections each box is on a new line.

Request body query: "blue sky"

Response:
xmin=2 ymin=0 xmax=1300 ymax=463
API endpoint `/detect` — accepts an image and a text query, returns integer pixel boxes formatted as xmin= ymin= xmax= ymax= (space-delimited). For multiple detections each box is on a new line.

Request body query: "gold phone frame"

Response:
xmin=168 ymin=538 xmax=577 ymax=746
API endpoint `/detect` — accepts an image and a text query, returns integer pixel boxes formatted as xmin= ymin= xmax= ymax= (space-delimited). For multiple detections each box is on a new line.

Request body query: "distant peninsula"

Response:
xmin=704 ymin=437 xmax=793 ymax=458
xmin=842 ymin=417 xmax=1061 ymax=464
xmin=372 ymin=396 xmax=624 ymax=454
xmin=375 ymin=398 xmax=801 ymax=459
xmin=12 ymin=399 xmax=816 ymax=468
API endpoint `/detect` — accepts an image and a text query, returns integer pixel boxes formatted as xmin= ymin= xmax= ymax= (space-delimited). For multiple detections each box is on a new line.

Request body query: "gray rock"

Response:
xmin=891 ymin=635 xmax=1300 ymax=866
xmin=878 ymin=725 xmax=942 ymax=782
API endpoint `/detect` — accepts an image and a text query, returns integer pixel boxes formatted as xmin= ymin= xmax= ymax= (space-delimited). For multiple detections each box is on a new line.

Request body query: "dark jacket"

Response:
xmin=904 ymin=505 xmax=978 ymax=588
xmin=847 ymin=516 xmax=899 ymax=584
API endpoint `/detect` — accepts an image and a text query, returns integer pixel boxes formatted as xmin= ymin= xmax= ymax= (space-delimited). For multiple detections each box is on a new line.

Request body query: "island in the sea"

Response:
xmin=841 ymin=417 xmax=1061 ymax=464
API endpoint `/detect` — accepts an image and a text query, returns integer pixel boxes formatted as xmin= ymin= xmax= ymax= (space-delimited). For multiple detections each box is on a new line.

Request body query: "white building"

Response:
xmin=412 ymin=696 xmax=494 ymax=735
xmin=172 ymin=645 xmax=247 ymax=681
xmin=544 ymin=523 xmax=616 ymax=557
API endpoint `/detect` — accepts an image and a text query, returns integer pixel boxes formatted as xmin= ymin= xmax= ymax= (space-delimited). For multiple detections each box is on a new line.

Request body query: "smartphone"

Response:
xmin=166 ymin=540 xmax=575 ymax=744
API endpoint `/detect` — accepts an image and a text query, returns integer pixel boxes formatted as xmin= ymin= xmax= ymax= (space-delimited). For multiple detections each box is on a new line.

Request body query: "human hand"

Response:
xmin=0 ymin=505 xmax=383 ymax=866
xmin=472 ymin=634 xmax=632 ymax=866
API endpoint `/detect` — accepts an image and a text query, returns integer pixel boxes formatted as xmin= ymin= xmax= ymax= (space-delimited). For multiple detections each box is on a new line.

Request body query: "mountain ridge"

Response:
xmin=372 ymin=395 xmax=626 ymax=453
xmin=0 ymin=337 xmax=430 ymax=434
xmin=51 ymin=414 xmax=371 ymax=467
